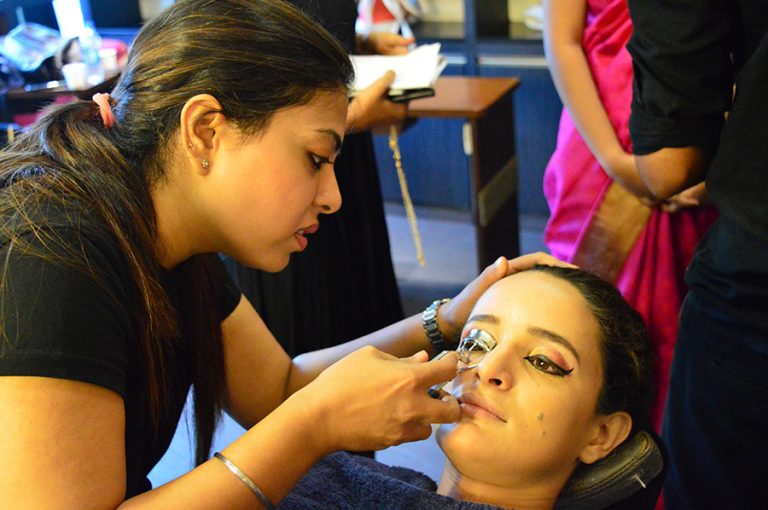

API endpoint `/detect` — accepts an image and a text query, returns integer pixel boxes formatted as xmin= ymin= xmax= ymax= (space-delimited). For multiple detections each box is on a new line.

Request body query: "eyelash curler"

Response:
xmin=428 ymin=328 xmax=497 ymax=398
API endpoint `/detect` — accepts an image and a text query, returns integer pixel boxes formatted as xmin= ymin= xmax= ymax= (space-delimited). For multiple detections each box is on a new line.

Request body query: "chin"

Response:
xmin=225 ymin=249 xmax=290 ymax=273
xmin=435 ymin=422 xmax=472 ymax=457
xmin=261 ymin=257 xmax=291 ymax=273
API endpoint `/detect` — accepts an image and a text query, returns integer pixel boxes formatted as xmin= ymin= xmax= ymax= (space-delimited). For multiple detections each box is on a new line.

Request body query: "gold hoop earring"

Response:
xmin=201 ymin=158 xmax=210 ymax=169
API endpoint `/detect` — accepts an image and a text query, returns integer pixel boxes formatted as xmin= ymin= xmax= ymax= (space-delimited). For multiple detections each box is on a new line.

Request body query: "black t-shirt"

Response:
xmin=287 ymin=0 xmax=358 ymax=54
xmin=0 ymin=208 xmax=241 ymax=496
xmin=627 ymin=0 xmax=768 ymax=325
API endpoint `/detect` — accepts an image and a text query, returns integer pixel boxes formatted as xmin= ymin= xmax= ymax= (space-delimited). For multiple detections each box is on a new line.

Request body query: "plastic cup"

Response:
xmin=61 ymin=62 xmax=88 ymax=90
xmin=99 ymin=48 xmax=119 ymax=73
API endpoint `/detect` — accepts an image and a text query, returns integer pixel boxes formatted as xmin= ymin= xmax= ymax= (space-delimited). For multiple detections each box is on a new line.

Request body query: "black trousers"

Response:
xmin=663 ymin=291 xmax=768 ymax=509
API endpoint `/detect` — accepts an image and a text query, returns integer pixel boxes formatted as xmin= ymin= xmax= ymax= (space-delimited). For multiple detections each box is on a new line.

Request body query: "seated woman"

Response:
xmin=278 ymin=265 xmax=656 ymax=510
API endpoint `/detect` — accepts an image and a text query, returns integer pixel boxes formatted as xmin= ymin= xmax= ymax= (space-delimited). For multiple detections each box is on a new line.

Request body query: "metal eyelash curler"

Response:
xmin=428 ymin=328 xmax=497 ymax=398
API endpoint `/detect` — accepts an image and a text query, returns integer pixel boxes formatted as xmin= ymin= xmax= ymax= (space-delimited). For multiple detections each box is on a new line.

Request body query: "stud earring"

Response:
xmin=201 ymin=158 xmax=209 ymax=169
xmin=187 ymin=142 xmax=193 ymax=148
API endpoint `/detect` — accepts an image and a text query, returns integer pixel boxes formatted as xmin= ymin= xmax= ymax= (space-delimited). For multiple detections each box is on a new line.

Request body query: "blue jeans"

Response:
xmin=663 ymin=291 xmax=768 ymax=509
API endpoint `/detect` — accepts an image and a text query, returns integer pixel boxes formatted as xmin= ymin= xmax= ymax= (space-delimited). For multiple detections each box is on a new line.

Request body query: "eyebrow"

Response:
xmin=527 ymin=326 xmax=581 ymax=362
xmin=316 ymin=128 xmax=343 ymax=154
xmin=466 ymin=314 xmax=581 ymax=362
xmin=466 ymin=314 xmax=499 ymax=325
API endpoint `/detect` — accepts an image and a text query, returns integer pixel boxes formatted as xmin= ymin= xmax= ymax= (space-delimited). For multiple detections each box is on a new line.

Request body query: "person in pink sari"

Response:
xmin=541 ymin=0 xmax=718 ymax=432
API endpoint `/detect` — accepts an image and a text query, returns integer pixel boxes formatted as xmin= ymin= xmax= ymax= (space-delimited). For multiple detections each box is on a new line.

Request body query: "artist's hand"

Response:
xmin=436 ymin=253 xmax=576 ymax=343
xmin=302 ymin=347 xmax=461 ymax=452
xmin=347 ymin=70 xmax=408 ymax=134
xmin=660 ymin=182 xmax=709 ymax=213
xmin=358 ymin=32 xmax=415 ymax=55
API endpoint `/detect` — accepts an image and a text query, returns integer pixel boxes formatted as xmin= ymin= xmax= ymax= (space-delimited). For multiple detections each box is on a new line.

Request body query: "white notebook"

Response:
xmin=350 ymin=43 xmax=447 ymax=102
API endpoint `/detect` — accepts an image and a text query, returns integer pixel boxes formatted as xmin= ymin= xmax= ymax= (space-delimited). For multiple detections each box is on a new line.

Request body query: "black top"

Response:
xmin=287 ymin=0 xmax=358 ymax=53
xmin=0 ymin=206 xmax=241 ymax=496
xmin=627 ymin=0 xmax=768 ymax=324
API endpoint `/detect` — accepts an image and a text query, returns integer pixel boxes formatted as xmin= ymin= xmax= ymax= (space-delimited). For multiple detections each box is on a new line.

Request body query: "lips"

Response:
xmin=459 ymin=393 xmax=507 ymax=423
xmin=297 ymin=223 xmax=319 ymax=236
xmin=294 ymin=223 xmax=319 ymax=251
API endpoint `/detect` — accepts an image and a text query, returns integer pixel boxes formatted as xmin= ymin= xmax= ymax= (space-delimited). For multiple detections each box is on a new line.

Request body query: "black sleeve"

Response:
xmin=0 ymin=228 xmax=132 ymax=397
xmin=626 ymin=0 xmax=735 ymax=154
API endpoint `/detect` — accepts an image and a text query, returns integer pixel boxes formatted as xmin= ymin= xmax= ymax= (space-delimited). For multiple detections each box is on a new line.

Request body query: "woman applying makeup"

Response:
xmin=0 ymin=1 xmax=552 ymax=507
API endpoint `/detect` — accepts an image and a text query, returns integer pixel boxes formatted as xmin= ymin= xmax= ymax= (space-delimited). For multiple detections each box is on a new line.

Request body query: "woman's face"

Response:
xmin=202 ymin=89 xmax=348 ymax=271
xmin=437 ymin=271 xmax=605 ymax=489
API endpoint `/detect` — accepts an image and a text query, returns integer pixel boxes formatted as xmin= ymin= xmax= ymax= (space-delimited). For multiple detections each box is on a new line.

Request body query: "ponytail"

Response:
xmin=0 ymin=98 xmax=179 ymax=434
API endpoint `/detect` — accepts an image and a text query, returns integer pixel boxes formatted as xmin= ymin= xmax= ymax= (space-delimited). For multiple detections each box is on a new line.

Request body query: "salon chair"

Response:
xmin=554 ymin=429 xmax=666 ymax=510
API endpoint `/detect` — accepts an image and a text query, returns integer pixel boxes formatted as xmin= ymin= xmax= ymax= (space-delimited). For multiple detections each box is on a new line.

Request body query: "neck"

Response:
xmin=151 ymin=171 xmax=209 ymax=270
xmin=436 ymin=461 xmax=558 ymax=510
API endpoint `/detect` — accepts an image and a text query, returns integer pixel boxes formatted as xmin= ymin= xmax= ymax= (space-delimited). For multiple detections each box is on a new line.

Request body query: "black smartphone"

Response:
xmin=388 ymin=88 xmax=435 ymax=103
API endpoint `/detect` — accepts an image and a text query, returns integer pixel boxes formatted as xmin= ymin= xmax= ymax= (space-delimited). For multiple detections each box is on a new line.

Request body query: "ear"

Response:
xmin=179 ymin=94 xmax=230 ymax=172
xmin=578 ymin=411 xmax=632 ymax=465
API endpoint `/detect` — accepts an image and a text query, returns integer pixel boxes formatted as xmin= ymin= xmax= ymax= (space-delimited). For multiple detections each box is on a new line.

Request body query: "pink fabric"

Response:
xmin=542 ymin=0 xmax=718 ymax=432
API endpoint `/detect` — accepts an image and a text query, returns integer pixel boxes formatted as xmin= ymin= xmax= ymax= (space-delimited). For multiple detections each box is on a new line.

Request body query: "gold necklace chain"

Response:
xmin=388 ymin=125 xmax=425 ymax=267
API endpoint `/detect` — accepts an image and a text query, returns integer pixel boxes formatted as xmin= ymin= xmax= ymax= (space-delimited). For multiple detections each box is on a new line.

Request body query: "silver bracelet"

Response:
xmin=214 ymin=452 xmax=276 ymax=510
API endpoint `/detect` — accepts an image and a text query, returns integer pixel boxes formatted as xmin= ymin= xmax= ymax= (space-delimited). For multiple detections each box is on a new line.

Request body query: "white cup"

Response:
xmin=61 ymin=62 xmax=88 ymax=90
xmin=99 ymin=48 xmax=119 ymax=73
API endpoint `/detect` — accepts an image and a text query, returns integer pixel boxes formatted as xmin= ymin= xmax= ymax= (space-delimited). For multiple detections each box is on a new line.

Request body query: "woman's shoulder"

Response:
xmin=0 ymin=200 xmax=136 ymax=398
xmin=1 ymin=196 xmax=126 ymax=271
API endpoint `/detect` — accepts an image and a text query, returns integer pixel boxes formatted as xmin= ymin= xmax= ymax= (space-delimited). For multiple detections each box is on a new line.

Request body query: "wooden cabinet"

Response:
xmin=375 ymin=1 xmax=561 ymax=217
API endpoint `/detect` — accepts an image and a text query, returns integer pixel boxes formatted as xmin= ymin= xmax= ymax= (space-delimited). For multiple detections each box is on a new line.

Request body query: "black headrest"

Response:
xmin=554 ymin=430 xmax=665 ymax=510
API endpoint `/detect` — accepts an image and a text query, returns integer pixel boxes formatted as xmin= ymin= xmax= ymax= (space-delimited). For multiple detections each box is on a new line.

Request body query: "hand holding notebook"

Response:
xmin=350 ymin=43 xmax=447 ymax=102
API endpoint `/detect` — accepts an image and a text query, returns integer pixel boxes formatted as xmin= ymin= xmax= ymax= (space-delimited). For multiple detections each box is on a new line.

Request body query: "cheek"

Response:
xmin=522 ymin=394 xmax=595 ymax=453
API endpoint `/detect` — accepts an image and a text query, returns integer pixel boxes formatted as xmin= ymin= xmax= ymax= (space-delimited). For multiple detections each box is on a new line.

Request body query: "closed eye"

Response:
xmin=309 ymin=153 xmax=330 ymax=170
xmin=524 ymin=354 xmax=573 ymax=377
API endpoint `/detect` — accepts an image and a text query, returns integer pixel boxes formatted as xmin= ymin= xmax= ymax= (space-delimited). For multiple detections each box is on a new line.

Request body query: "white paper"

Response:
xmin=350 ymin=43 xmax=447 ymax=94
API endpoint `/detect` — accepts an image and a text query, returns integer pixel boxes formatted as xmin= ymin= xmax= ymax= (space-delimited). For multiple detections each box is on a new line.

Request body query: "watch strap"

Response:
xmin=422 ymin=298 xmax=451 ymax=351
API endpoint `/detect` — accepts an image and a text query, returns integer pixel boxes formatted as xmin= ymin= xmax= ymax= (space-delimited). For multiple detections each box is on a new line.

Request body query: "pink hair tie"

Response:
xmin=92 ymin=93 xmax=116 ymax=128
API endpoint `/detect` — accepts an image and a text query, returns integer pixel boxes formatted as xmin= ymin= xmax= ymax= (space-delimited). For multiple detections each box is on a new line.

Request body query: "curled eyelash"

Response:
xmin=524 ymin=354 xmax=574 ymax=377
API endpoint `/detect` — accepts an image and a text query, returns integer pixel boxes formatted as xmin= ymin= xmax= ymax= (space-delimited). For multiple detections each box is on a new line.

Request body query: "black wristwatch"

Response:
xmin=422 ymin=298 xmax=451 ymax=352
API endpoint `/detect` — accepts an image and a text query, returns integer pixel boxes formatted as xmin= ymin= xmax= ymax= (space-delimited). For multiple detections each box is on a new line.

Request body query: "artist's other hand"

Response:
xmin=347 ymin=70 xmax=407 ymax=134
xmin=437 ymin=254 xmax=576 ymax=343
xmin=660 ymin=182 xmax=709 ymax=213
xmin=359 ymin=32 xmax=415 ymax=55
xmin=302 ymin=347 xmax=461 ymax=452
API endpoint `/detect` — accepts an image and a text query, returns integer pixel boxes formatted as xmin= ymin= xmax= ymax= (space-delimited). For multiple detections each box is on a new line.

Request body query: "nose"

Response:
xmin=475 ymin=346 xmax=515 ymax=390
xmin=316 ymin=166 xmax=342 ymax=214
